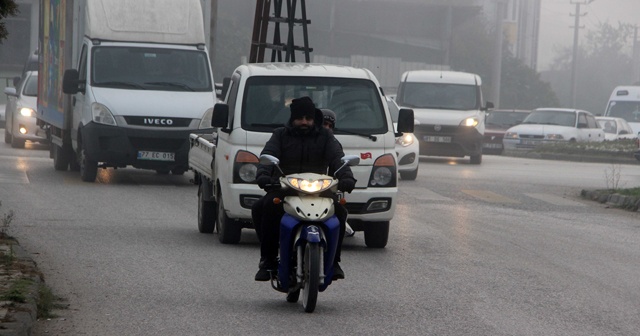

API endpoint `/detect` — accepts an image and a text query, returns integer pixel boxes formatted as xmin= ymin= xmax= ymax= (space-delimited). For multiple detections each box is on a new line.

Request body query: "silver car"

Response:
xmin=4 ymin=71 xmax=47 ymax=148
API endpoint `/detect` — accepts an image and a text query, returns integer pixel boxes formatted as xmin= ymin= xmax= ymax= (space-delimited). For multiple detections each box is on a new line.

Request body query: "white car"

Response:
xmin=503 ymin=108 xmax=605 ymax=150
xmin=386 ymin=96 xmax=419 ymax=180
xmin=4 ymin=71 xmax=48 ymax=148
xmin=595 ymin=116 xmax=637 ymax=141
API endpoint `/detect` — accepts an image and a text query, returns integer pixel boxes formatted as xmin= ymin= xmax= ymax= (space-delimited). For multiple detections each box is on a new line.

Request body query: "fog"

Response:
xmin=538 ymin=0 xmax=640 ymax=71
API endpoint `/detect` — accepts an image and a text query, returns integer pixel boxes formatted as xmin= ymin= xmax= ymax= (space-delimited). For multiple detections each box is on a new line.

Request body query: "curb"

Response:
xmin=0 ymin=242 xmax=40 ymax=336
xmin=580 ymin=189 xmax=640 ymax=212
xmin=504 ymin=149 xmax=638 ymax=164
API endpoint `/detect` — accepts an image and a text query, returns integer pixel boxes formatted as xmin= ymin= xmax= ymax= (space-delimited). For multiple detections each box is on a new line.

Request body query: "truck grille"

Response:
xmin=124 ymin=116 xmax=192 ymax=127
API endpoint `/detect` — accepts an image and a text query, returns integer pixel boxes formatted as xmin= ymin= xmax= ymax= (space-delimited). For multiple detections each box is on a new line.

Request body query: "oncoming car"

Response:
xmin=503 ymin=108 xmax=604 ymax=150
xmin=3 ymin=71 xmax=48 ymax=148
xmin=386 ymin=96 xmax=419 ymax=180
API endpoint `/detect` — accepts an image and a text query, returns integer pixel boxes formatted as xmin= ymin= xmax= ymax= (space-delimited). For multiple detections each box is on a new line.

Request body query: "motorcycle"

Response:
xmin=258 ymin=154 xmax=359 ymax=313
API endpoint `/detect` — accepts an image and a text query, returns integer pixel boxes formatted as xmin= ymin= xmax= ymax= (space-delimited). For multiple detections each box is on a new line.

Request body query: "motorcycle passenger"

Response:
xmin=251 ymin=96 xmax=357 ymax=282
xmin=321 ymin=108 xmax=355 ymax=238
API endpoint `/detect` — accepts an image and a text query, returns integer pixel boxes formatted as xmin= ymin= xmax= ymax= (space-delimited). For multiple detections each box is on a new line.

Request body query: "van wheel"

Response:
xmin=216 ymin=192 xmax=241 ymax=244
xmin=197 ymin=182 xmax=216 ymax=234
xmin=400 ymin=167 xmax=418 ymax=180
xmin=470 ymin=154 xmax=482 ymax=164
xmin=363 ymin=221 xmax=389 ymax=248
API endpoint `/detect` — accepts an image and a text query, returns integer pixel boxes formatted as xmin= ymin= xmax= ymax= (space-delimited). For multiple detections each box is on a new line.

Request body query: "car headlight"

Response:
xmin=460 ymin=117 xmax=479 ymax=127
xmin=19 ymin=107 xmax=35 ymax=117
xmin=396 ymin=133 xmax=414 ymax=147
xmin=287 ymin=177 xmax=333 ymax=193
xmin=504 ymin=132 xmax=519 ymax=139
xmin=91 ymin=103 xmax=116 ymax=126
xmin=546 ymin=134 xmax=564 ymax=140
xmin=199 ymin=107 xmax=214 ymax=129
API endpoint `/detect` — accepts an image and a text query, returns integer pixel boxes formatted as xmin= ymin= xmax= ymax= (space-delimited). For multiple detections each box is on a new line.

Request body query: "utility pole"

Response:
xmin=569 ymin=0 xmax=593 ymax=108
xmin=633 ymin=25 xmax=639 ymax=84
xmin=491 ymin=0 xmax=505 ymax=108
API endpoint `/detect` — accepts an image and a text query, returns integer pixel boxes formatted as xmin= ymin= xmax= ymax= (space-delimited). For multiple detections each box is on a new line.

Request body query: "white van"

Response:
xmin=395 ymin=70 xmax=493 ymax=164
xmin=603 ymin=86 xmax=640 ymax=136
xmin=208 ymin=63 xmax=414 ymax=248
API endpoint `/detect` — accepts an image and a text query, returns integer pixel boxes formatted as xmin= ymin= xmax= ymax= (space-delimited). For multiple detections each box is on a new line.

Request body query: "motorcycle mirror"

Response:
xmin=259 ymin=154 xmax=279 ymax=165
xmin=342 ymin=155 xmax=360 ymax=166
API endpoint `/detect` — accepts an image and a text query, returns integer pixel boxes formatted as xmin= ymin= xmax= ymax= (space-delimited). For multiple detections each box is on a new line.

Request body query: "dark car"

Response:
xmin=483 ymin=109 xmax=530 ymax=154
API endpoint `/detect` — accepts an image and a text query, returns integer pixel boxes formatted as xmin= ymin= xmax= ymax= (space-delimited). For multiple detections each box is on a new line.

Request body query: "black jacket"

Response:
xmin=256 ymin=109 xmax=355 ymax=181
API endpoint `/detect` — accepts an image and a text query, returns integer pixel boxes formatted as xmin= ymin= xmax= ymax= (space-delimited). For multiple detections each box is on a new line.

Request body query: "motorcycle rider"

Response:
xmin=321 ymin=108 xmax=355 ymax=238
xmin=252 ymin=96 xmax=357 ymax=282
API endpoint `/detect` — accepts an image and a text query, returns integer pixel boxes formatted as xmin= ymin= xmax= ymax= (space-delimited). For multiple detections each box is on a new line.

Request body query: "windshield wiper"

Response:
xmin=334 ymin=128 xmax=377 ymax=141
xmin=97 ymin=81 xmax=146 ymax=89
xmin=145 ymin=81 xmax=195 ymax=91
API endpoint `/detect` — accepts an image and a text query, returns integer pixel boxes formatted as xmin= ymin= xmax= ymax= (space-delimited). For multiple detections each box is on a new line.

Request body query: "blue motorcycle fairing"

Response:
xmin=278 ymin=213 xmax=341 ymax=291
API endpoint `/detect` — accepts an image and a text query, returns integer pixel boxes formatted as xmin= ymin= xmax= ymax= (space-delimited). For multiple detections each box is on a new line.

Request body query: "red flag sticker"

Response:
xmin=360 ymin=152 xmax=372 ymax=160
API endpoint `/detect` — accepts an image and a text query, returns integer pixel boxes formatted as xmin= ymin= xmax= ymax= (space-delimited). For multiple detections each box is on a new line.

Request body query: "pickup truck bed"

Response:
xmin=188 ymin=133 xmax=216 ymax=180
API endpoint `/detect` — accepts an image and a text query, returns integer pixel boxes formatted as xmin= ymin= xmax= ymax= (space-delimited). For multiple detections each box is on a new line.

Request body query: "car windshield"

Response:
xmin=399 ymin=82 xmax=478 ymax=110
xmin=606 ymin=101 xmax=640 ymax=123
xmin=522 ymin=110 xmax=576 ymax=127
xmin=23 ymin=73 xmax=38 ymax=97
xmin=242 ymin=76 xmax=387 ymax=133
xmin=91 ymin=46 xmax=212 ymax=92
xmin=486 ymin=111 xmax=529 ymax=128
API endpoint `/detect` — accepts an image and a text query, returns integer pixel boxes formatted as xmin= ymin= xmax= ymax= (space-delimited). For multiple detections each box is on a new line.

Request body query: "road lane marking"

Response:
xmin=0 ymin=171 xmax=29 ymax=184
xmin=525 ymin=193 xmax=587 ymax=207
xmin=462 ymin=190 xmax=520 ymax=204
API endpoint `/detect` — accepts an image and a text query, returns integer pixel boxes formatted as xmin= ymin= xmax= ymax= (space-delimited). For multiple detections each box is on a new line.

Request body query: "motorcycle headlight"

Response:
xmin=92 ymin=103 xmax=116 ymax=126
xmin=288 ymin=177 xmax=332 ymax=193
xmin=396 ymin=133 xmax=414 ymax=147
xmin=19 ymin=107 xmax=35 ymax=117
xmin=199 ymin=107 xmax=214 ymax=129
xmin=460 ymin=117 xmax=479 ymax=127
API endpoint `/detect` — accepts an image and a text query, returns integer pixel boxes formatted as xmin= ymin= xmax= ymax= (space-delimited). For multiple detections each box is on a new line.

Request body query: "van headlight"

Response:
xmin=396 ymin=133 xmax=414 ymax=147
xmin=460 ymin=117 xmax=479 ymax=127
xmin=19 ymin=107 xmax=35 ymax=117
xmin=199 ymin=107 xmax=214 ymax=129
xmin=92 ymin=103 xmax=116 ymax=126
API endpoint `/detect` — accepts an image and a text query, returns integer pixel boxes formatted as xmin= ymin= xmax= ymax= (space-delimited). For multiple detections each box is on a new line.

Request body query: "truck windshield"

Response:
xmin=91 ymin=47 xmax=212 ymax=92
xmin=606 ymin=101 xmax=640 ymax=123
xmin=242 ymin=76 xmax=387 ymax=133
xmin=399 ymin=83 xmax=478 ymax=110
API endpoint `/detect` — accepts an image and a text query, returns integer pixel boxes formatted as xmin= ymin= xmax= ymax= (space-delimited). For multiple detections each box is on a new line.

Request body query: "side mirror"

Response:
xmin=3 ymin=87 xmax=17 ymax=97
xmin=62 ymin=69 xmax=81 ymax=94
xmin=259 ymin=154 xmax=279 ymax=165
xmin=341 ymin=154 xmax=360 ymax=166
xmin=397 ymin=108 xmax=414 ymax=133
xmin=483 ymin=101 xmax=495 ymax=111
xmin=211 ymin=103 xmax=229 ymax=129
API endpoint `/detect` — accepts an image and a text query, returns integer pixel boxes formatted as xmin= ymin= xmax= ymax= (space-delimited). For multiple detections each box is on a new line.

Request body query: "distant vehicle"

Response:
xmin=3 ymin=71 xmax=47 ymax=148
xmin=595 ymin=116 xmax=636 ymax=141
xmin=386 ymin=96 xmax=419 ymax=180
xmin=603 ymin=86 xmax=640 ymax=136
xmin=395 ymin=70 xmax=493 ymax=164
xmin=503 ymin=108 xmax=605 ymax=150
xmin=483 ymin=109 xmax=530 ymax=155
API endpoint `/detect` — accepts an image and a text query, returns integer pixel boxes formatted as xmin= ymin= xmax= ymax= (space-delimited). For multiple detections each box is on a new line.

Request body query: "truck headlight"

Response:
xmin=460 ymin=117 xmax=479 ymax=127
xmin=199 ymin=107 xmax=214 ymax=129
xmin=92 ymin=103 xmax=116 ymax=126
xmin=20 ymin=107 xmax=35 ymax=117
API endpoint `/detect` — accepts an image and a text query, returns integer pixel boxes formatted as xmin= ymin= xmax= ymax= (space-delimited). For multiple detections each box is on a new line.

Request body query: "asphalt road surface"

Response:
xmin=1 ymin=130 xmax=639 ymax=336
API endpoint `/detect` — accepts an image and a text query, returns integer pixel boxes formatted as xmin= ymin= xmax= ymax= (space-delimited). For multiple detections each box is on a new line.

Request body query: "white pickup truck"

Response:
xmin=188 ymin=63 xmax=414 ymax=248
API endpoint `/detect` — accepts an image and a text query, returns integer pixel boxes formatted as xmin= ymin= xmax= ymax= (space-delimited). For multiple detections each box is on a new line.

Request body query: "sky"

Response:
xmin=538 ymin=0 xmax=640 ymax=71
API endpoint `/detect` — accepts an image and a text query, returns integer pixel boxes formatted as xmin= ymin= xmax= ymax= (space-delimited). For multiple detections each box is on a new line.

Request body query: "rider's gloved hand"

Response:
xmin=338 ymin=177 xmax=356 ymax=193
xmin=256 ymin=175 xmax=274 ymax=189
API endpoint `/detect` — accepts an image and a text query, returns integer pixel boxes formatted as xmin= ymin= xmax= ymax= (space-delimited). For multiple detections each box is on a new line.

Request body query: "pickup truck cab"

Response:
xmin=191 ymin=63 xmax=414 ymax=248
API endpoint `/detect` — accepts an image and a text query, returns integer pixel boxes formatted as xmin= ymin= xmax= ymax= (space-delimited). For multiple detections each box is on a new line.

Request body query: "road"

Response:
xmin=1 ymin=129 xmax=640 ymax=335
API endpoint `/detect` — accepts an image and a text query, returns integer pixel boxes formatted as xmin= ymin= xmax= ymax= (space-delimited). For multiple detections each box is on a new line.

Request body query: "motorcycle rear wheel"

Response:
xmin=302 ymin=242 xmax=320 ymax=313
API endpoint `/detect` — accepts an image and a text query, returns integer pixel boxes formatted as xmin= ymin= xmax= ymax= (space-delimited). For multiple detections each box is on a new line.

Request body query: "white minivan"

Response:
xmin=395 ymin=70 xmax=493 ymax=164
xmin=603 ymin=86 xmax=640 ymax=136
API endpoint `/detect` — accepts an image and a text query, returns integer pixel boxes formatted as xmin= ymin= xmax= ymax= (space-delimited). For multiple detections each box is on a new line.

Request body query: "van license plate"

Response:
xmin=137 ymin=151 xmax=175 ymax=161
xmin=424 ymin=136 xmax=452 ymax=143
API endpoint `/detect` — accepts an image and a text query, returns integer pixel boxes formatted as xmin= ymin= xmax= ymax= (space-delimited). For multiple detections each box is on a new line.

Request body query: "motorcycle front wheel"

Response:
xmin=302 ymin=242 xmax=320 ymax=313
